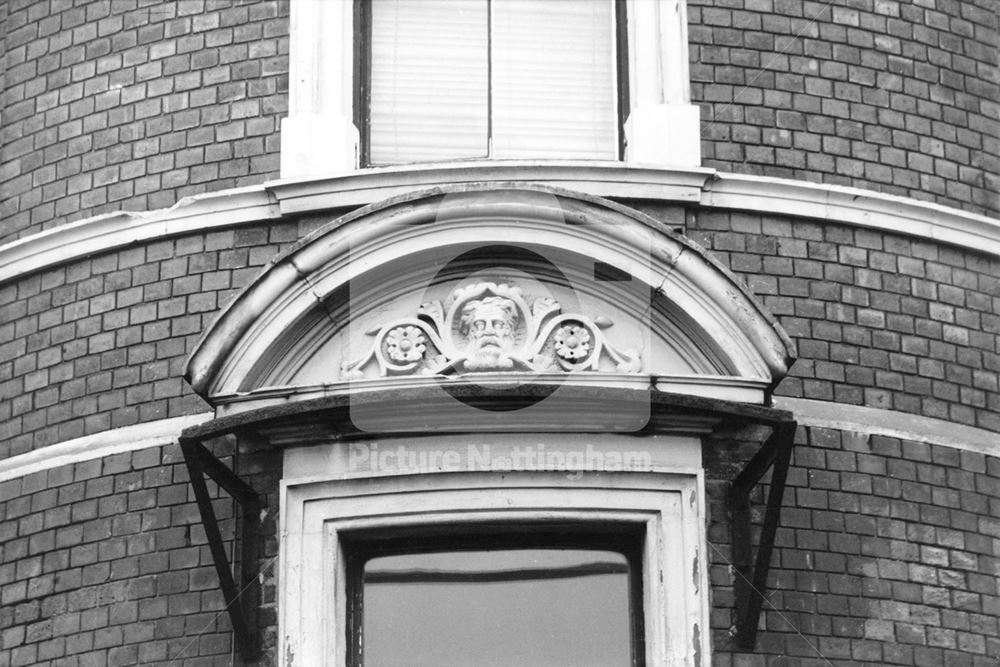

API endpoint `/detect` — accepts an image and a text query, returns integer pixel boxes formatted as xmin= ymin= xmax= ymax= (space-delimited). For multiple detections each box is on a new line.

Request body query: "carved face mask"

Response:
xmin=462 ymin=298 xmax=518 ymax=370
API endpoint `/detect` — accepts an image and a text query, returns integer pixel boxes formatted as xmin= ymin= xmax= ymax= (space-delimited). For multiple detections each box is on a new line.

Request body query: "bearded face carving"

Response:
xmin=459 ymin=296 xmax=519 ymax=371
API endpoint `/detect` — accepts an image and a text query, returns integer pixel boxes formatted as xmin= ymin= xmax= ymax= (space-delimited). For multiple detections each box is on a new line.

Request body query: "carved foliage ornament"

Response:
xmin=341 ymin=282 xmax=641 ymax=379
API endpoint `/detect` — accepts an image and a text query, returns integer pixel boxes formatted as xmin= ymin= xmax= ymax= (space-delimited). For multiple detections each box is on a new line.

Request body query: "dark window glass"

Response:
xmin=347 ymin=528 xmax=644 ymax=666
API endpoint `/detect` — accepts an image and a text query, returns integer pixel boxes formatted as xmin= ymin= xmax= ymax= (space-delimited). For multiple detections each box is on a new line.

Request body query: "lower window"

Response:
xmin=344 ymin=525 xmax=645 ymax=666
xmin=279 ymin=443 xmax=709 ymax=666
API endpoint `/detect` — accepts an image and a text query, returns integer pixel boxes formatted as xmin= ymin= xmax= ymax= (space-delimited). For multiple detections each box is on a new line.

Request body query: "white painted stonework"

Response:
xmin=338 ymin=280 xmax=643 ymax=379
xmin=625 ymin=104 xmax=702 ymax=167
xmin=4 ymin=166 xmax=999 ymax=285
xmin=0 ymin=185 xmax=279 ymax=284
xmin=280 ymin=434 xmax=710 ymax=667
xmin=774 ymin=398 xmax=1000 ymax=456
xmin=280 ymin=0 xmax=358 ymax=177
xmin=0 ymin=414 xmax=213 ymax=483
xmin=2 ymin=401 xmax=996 ymax=483
xmin=185 ymin=186 xmax=794 ymax=416
xmin=268 ymin=162 xmax=713 ymax=213
xmin=624 ymin=0 xmax=701 ymax=166
xmin=280 ymin=0 xmax=700 ymax=176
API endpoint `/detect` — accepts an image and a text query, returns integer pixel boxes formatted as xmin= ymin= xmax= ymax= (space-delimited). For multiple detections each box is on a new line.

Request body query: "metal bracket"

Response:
xmin=179 ymin=436 xmax=261 ymax=662
xmin=728 ymin=420 xmax=797 ymax=650
xmin=174 ymin=388 xmax=797 ymax=657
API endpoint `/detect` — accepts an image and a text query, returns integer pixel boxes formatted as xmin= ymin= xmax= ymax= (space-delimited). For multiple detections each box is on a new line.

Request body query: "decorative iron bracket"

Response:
xmin=728 ymin=419 xmax=797 ymax=650
xmin=179 ymin=436 xmax=260 ymax=662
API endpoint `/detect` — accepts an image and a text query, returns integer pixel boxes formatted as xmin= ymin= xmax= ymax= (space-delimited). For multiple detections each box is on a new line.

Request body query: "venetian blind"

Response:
xmin=368 ymin=0 xmax=618 ymax=165
xmin=369 ymin=0 xmax=490 ymax=165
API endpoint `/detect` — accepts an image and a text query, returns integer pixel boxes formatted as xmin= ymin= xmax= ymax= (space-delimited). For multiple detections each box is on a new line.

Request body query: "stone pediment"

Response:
xmin=186 ymin=185 xmax=795 ymax=415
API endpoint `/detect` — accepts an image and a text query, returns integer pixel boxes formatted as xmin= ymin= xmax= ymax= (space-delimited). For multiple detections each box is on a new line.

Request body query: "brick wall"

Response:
xmin=0 ymin=443 xmax=235 ymax=666
xmin=233 ymin=437 xmax=281 ymax=664
xmin=3 ymin=205 xmax=998 ymax=457
xmin=4 ymin=421 xmax=998 ymax=665
xmin=2 ymin=201 xmax=999 ymax=665
xmin=0 ymin=0 xmax=287 ymax=246
xmin=2 ymin=1 xmax=997 ymax=663
xmin=685 ymin=209 xmax=1000 ymax=433
xmin=0 ymin=218 xmax=308 ymax=458
xmin=4 ymin=0 xmax=997 ymax=247
xmin=689 ymin=0 xmax=1000 ymax=218
xmin=708 ymin=426 xmax=1000 ymax=665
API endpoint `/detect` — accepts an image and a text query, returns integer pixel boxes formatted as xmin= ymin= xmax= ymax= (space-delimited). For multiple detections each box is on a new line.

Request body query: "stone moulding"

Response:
xmin=2 ymin=164 xmax=999 ymax=286
xmin=700 ymin=173 xmax=1000 ymax=255
xmin=184 ymin=184 xmax=795 ymax=415
xmin=2 ymin=397 xmax=996 ymax=482
xmin=0 ymin=414 xmax=213 ymax=483
xmin=0 ymin=185 xmax=279 ymax=284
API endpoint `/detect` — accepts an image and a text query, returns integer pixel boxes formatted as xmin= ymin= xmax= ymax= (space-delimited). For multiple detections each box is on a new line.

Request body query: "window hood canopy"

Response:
xmin=185 ymin=185 xmax=795 ymax=417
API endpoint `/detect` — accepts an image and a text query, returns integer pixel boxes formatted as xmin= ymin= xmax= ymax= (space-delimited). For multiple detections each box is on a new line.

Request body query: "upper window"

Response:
xmin=361 ymin=0 xmax=624 ymax=165
xmin=282 ymin=0 xmax=699 ymax=177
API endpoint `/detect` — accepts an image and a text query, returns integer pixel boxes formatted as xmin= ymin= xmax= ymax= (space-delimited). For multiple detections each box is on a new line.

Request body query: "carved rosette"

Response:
xmin=553 ymin=323 xmax=591 ymax=362
xmin=384 ymin=326 xmax=426 ymax=363
xmin=340 ymin=282 xmax=641 ymax=379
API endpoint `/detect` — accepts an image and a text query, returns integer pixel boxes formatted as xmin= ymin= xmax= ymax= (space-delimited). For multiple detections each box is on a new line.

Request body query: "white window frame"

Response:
xmin=280 ymin=0 xmax=700 ymax=178
xmin=278 ymin=434 xmax=711 ymax=666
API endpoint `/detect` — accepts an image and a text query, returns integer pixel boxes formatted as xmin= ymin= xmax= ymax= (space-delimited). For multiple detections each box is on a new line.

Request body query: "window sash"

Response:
xmin=364 ymin=0 xmax=621 ymax=166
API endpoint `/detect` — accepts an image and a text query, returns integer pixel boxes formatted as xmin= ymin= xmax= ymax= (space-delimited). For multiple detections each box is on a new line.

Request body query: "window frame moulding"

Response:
xmin=281 ymin=0 xmax=701 ymax=178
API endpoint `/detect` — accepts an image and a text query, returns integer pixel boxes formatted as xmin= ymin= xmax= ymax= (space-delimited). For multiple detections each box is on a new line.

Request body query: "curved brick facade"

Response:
xmin=0 ymin=444 xmax=236 ymax=666
xmin=707 ymin=426 xmax=1000 ymax=666
xmin=0 ymin=215 xmax=335 ymax=458
xmin=1 ymin=212 xmax=999 ymax=665
xmin=690 ymin=0 xmax=1000 ymax=217
xmin=3 ymin=0 xmax=997 ymax=246
xmin=2 ymin=209 xmax=998 ymax=457
xmin=0 ymin=0 xmax=287 ymax=246
xmin=3 ymin=207 xmax=999 ymax=664
xmin=685 ymin=210 xmax=1000 ymax=433
xmin=2 ymin=1 xmax=999 ymax=666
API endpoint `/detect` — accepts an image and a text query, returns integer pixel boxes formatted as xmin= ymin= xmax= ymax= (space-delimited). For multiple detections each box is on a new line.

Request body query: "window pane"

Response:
xmin=369 ymin=0 xmax=489 ymax=164
xmin=491 ymin=0 xmax=618 ymax=159
xmin=362 ymin=548 xmax=633 ymax=666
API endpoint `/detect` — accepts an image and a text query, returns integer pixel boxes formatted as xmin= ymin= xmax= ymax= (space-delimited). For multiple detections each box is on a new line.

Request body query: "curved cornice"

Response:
xmin=2 ymin=163 xmax=998 ymax=284
xmin=774 ymin=397 xmax=999 ymax=455
xmin=1 ymin=398 xmax=993 ymax=483
xmin=701 ymin=173 xmax=1000 ymax=256
xmin=0 ymin=414 xmax=213 ymax=483
xmin=0 ymin=186 xmax=279 ymax=284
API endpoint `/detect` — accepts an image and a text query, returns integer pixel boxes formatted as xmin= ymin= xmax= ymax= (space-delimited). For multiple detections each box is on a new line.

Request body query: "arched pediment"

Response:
xmin=186 ymin=186 xmax=794 ymax=414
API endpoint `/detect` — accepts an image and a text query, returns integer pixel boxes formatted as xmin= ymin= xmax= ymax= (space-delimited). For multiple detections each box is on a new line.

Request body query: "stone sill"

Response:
xmin=209 ymin=373 xmax=771 ymax=418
